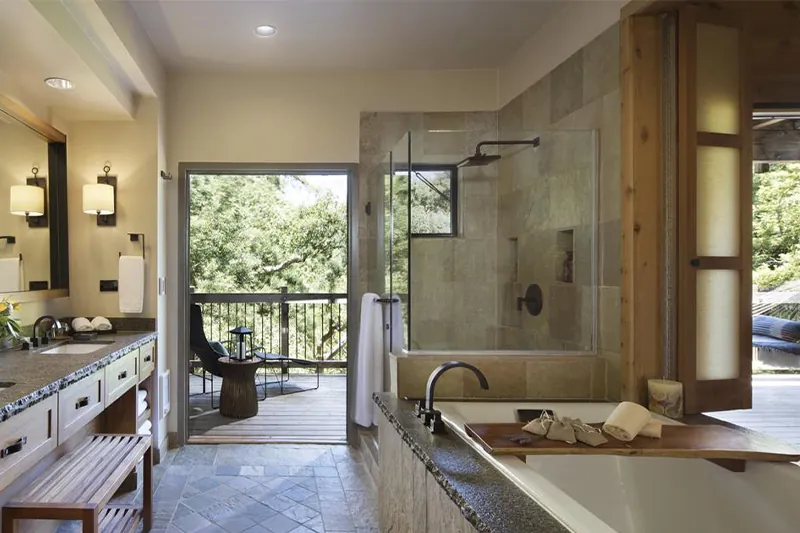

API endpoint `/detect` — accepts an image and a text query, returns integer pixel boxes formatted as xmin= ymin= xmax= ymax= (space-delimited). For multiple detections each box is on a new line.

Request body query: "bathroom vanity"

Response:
xmin=0 ymin=333 xmax=158 ymax=512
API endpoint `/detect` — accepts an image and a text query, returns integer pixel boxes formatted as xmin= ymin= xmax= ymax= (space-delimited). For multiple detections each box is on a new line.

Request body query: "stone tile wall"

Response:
xmin=391 ymin=353 xmax=606 ymax=401
xmin=496 ymin=24 xmax=621 ymax=399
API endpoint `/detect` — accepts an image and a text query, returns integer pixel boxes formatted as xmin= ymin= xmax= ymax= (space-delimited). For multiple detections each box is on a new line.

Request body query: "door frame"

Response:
xmin=176 ymin=162 xmax=360 ymax=446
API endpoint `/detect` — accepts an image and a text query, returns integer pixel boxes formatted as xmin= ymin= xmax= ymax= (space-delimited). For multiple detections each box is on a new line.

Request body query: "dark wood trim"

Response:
xmin=0 ymin=94 xmax=66 ymax=143
xmin=691 ymin=257 xmax=743 ymax=270
xmin=48 ymin=142 xmax=69 ymax=291
xmin=696 ymin=132 xmax=741 ymax=148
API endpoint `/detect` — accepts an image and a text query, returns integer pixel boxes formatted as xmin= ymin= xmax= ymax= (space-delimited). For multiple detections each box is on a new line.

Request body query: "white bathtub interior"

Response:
xmin=437 ymin=401 xmax=800 ymax=533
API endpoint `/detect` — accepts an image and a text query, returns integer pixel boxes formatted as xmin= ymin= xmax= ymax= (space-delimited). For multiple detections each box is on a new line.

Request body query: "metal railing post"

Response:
xmin=280 ymin=286 xmax=290 ymax=357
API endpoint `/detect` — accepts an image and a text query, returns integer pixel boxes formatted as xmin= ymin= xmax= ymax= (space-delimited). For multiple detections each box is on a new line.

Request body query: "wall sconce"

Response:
xmin=83 ymin=165 xmax=116 ymax=226
xmin=9 ymin=167 xmax=47 ymax=228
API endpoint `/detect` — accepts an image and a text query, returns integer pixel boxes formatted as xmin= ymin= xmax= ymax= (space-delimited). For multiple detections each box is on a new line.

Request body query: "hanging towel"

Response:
xmin=91 ymin=316 xmax=113 ymax=331
xmin=71 ymin=317 xmax=94 ymax=332
xmin=355 ymin=293 xmax=383 ymax=427
xmin=383 ymin=293 xmax=405 ymax=354
xmin=119 ymin=256 xmax=144 ymax=313
xmin=0 ymin=257 xmax=22 ymax=292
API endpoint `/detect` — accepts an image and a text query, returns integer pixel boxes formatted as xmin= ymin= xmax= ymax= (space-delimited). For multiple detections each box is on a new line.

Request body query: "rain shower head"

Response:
xmin=456 ymin=138 xmax=540 ymax=168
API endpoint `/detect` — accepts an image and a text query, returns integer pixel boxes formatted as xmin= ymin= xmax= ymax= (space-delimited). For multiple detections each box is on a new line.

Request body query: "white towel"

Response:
xmin=137 ymin=399 xmax=148 ymax=416
xmin=138 ymin=419 xmax=152 ymax=435
xmin=0 ymin=257 xmax=22 ymax=292
xmin=71 ymin=317 xmax=94 ymax=332
xmin=137 ymin=390 xmax=147 ymax=403
xmin=355 ymin=293 xmax=384 ymax=428
xmin=119 ymin=256 xmax=144 ymax=314
xmin=383 ymin=293 xmax=405 ymax=354
xmin=91 ymin=316 xmax=113 ymax=331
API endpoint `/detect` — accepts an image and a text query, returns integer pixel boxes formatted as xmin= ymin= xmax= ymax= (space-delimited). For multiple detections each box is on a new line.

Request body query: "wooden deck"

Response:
xmin=711 ymin=374 xmax=800 ymax=446
xmin=188 ymin=373 xmax=347 ymax=444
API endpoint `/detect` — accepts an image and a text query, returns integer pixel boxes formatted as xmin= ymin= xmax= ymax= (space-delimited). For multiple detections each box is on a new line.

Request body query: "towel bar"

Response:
xmin=119 ymin=233 xmax=145 ymax=260
xmin=0 ymin=236 xmax=15 ymax=245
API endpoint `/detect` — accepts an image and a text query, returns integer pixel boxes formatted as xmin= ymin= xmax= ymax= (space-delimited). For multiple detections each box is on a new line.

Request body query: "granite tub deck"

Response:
xmin=0 ymin=332 xmax=157 ymax=422
xmin=374 ymin=393 xmax=569 ymax=533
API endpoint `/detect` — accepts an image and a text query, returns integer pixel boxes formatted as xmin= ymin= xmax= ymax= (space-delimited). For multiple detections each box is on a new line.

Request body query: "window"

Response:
xmin=395 ymin=165 xmax=458 ymax=237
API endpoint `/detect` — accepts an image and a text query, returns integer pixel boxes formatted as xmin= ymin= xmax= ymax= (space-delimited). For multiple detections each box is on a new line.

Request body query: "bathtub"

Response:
xmin=437 ymin=401 xmax=800 ymax=533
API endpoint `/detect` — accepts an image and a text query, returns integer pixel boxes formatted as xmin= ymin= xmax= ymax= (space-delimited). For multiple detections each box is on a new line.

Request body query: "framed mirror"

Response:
xmin=0 ymin=94 xmax=68 ymax=302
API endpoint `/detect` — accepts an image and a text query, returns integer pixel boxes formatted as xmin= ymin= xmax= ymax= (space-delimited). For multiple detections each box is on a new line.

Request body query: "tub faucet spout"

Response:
xmin=418 ymin=361 xmax=489 ymax=434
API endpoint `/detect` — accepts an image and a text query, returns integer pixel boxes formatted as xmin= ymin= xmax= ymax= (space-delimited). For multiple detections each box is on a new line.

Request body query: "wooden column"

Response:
xmin=621 ymin=13 xmax=664 ymax=403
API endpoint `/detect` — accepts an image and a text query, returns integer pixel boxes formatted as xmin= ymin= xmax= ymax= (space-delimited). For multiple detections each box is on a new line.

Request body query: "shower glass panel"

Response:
xmin=407 ymin=129 xmax=598 ymax=352
xmin=383 ymin=132 xmax=412 ymax=351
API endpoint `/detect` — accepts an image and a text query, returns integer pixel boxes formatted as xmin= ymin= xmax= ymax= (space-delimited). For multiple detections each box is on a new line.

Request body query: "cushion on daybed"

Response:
xmin=752 ymin=315 xmax=800 ymax=343
xmin=752 ymin=334 xmax=800 ymax=356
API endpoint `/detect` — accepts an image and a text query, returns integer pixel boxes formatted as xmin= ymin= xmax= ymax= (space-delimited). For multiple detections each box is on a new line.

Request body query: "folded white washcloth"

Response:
xmin=137 ymin=399 xmax=149 ymax=416
xmin=91 ymin=316 xmax=113 ymax=331
xmin=71 ymin=317 xmax=94 ymax=332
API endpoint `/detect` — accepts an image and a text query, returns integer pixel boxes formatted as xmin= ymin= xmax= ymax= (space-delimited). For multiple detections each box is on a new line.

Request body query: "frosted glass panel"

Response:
xmin=696 ymin=23 xmax=740 ymax=134
xmin=697 ymin=146 xmax=739 ymax=256
xmin=696 ymin=270 xmax=740 ymax=380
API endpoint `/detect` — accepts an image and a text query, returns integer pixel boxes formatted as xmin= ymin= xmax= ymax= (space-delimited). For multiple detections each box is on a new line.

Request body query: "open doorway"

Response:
xmin=713 ymin=113 xmax=800 ymax=445
xmin=182 ymin=168 xmax=353 ymax=444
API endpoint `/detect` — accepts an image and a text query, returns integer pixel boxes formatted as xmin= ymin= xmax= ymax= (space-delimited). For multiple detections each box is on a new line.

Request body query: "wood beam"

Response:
xmin=621 ymin=14 xmax=664 ymax=403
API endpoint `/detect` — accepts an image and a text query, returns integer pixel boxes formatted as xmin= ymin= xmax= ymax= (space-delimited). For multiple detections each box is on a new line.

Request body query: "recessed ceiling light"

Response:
xmin=44 ymin=77 xmax=73 ymax=90
xmin=254 ymin=25 xmax=277 ymax=37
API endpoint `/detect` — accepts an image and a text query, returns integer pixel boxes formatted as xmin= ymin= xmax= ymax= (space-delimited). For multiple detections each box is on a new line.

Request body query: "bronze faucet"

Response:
xmin=416 ymin=361 xmax=489 ymax=434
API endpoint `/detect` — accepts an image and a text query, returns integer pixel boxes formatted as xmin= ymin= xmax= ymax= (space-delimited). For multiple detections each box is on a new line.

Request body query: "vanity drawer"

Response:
xmin=58 ymin=369 xmax=105 ymax=445
xmin=138 ymin=341 xmax=155 ymax=381
xmin=0 ymin=395 xmax=57 ymax=493
xmin=105 ymin=350 xmax=138 ymax=406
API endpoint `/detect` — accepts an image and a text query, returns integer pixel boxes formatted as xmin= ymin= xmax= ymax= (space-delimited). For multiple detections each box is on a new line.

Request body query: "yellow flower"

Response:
xmin=0 ymin=303 xmax=7 ymax=313
xmin=11 ymin=303 xmax=20 ymax=310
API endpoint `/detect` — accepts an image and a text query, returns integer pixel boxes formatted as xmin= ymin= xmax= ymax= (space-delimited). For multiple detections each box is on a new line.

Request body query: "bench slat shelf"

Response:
xmin=2 ymin=434 xmax=152 ymax=533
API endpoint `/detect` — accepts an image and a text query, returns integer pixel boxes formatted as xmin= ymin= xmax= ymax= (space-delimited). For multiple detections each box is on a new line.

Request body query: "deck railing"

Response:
xmin=191 ymin=288 xmax=347 ymax=367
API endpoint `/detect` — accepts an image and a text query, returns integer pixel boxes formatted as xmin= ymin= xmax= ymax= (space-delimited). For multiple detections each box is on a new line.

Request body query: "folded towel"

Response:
xmin=0 ymin=257 xmax=22 ymax=292
xmin=138 ymin=419 xmax=152 ymax=435
xmin=137 ymin=399 xmax=149 ymax=416
xmin=137 ymin=390 xmax=147 ymax=402
xmin=71 ymin=317 xmax=94 ymax=332
xmin=90 ymin=316 xmax=113 ymax=331
xmin=119 ymin=256 xmax=144 ymax=314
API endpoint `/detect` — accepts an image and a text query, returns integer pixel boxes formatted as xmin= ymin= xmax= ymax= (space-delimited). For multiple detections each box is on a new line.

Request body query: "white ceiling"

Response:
xmin=129 ymin=0 xmax=564 ymax=71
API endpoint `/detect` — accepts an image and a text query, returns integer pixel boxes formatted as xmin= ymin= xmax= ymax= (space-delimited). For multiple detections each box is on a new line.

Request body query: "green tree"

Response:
xmin=753 ymin=163 xmax=800 ymax=290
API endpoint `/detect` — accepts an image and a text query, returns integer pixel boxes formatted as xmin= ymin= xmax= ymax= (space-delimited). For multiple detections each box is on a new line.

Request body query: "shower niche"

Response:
xmin=555 ymin=229 xmax=575 ymax=284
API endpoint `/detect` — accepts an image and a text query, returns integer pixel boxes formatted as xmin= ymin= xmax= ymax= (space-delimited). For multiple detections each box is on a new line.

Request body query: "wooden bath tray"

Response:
xmin=464 ymin=423 xmax=800 ymax=463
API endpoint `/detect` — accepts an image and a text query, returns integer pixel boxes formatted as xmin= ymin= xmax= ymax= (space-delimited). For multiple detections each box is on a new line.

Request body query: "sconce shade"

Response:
xmin=10 ymin=185 xmax=44 ymax=216
xmin=83 ymin=183 xmax=115 ymax=215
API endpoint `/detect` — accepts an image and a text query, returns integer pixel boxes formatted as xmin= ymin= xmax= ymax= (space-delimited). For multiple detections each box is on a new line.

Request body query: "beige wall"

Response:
xmin=0 ymin=121 xmax=50 ymax=287
xmin=66 ymin=97 xmax=159 ymax=318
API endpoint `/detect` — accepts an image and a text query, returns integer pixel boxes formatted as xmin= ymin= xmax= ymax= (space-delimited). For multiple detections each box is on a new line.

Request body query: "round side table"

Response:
xmin=218 ymin=356 xmax=262 ymax=419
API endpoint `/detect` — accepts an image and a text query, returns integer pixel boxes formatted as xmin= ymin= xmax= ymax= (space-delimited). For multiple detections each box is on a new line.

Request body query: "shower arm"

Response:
xmin=473 ymin=139 xmax=540 ymax=154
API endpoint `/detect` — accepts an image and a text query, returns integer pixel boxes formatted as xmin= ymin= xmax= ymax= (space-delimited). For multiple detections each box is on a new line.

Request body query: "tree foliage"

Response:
xmin=753 ymin=163 xmax=800 ymax=291
xmin=189 ymin=174 xmax=347 ymax=293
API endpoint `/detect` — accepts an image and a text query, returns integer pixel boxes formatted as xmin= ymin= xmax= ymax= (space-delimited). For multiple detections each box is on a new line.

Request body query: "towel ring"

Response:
xmin=0 ymin=236 xmax=15 ymax=245
xmin=119 ymin=233 xmax=145 ymax=260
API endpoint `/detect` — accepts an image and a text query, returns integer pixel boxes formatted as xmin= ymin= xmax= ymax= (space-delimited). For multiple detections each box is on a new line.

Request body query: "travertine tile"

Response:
xmin=583 ymin=24 xmax=621 ymax=105
xmin=600 ymin=89 xmax=622 ymax=223
xmin=463 ymin=359 xmax=526 ymax=398
xmin=600 ymin=219 xmax=622 ymax=287
xmin=591 ymin=357 xmax=608 ymax=399
xmin=548 ymin=283 xmax=580 ymax=343
xmin=423 ymin=112 xmax=467 ymax=132
xmin=603 ymin=351 xmax=622 ymax=401
xmin=550 ymin=51 xmax=585 ymax=124
xmin=526 ymin=359 xmax=594 ymax=398
xmin=599 ymin=286 xmax=621 ymax=353
xmin=522 ymin=77 xmax=551 ymax=131
xmin=499 ymin=93 xmax=523 ymax=137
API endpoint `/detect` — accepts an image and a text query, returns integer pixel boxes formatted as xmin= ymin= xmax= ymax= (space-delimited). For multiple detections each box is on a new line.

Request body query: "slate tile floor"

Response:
xmin=57 ymin=444 xmax=378 ymax=533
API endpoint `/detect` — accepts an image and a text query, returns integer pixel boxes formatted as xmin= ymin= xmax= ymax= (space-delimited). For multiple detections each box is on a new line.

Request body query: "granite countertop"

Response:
xmin=0 ymin=331 xmax=157 ymax=422
xmin=374 ymin=393 xmax=570 ymax=533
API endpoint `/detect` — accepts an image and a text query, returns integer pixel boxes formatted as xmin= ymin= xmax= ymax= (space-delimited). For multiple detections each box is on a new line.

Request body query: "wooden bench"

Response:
xmin=2 ymin=434 xmax=152 ymax=533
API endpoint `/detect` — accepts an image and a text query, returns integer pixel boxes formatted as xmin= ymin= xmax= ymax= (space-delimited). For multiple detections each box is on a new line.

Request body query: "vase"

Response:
xmin=0 ymin=337 xmax=13 ymax=351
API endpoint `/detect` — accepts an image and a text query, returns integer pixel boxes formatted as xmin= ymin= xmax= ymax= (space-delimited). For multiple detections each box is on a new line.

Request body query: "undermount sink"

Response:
xmin=41 ymin=341 xmax=114 ymax=355
xmin=0 ymin=382 xmax=15 ymax=392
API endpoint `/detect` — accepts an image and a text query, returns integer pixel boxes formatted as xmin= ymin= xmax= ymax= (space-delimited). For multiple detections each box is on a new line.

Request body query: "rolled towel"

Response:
xmin=639 ymin=419 xmax=663 ymax=439
xmin=91 ymin=316 xmax=113 ymax=331
xmin=602 ymin=402 xmax=651 ymax=442
xmin=71 ymin=317 xmax=94 ymax=332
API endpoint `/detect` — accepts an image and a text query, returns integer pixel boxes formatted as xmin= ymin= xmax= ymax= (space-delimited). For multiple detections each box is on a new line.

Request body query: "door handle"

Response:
xmin=118 ymin=370 xmax=128 ymax=380
xmin=0 ymin=436 xmax=27 ymax=458
xmin=75 ymin=396 xmax=89 ymax=409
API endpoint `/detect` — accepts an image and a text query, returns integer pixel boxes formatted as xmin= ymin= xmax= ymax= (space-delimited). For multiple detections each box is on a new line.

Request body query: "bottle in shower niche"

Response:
xmin=562 ymin=251 xmax=574 ymax=283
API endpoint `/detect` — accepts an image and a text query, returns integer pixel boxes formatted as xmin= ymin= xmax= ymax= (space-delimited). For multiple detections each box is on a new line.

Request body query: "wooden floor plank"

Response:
xmin=188 ymin=374 xmax=347 ymax=443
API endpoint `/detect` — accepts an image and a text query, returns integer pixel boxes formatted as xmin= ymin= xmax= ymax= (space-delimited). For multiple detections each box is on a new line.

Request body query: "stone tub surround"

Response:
xmin=0 ymin=331 xmax=157 ymax=422
xmin=391 ymin=352 xmax=606 ymax=401
xmin=374 ymin=393 xmax=569 ymax=533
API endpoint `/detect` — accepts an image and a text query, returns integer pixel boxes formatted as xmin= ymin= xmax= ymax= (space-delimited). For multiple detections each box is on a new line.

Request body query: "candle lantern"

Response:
xmin=229 ymin=326 xmax=253 ymax=361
